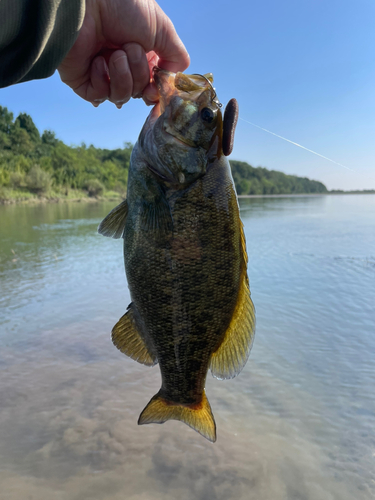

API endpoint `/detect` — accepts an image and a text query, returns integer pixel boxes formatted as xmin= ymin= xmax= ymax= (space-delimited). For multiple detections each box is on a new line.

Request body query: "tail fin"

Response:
xmin=138 ymin=390 xmax=216 ymax=443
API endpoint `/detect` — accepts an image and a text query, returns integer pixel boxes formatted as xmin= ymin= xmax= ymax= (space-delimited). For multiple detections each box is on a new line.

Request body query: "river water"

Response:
xmin=0 ymin=195 xmax=374 ymax=500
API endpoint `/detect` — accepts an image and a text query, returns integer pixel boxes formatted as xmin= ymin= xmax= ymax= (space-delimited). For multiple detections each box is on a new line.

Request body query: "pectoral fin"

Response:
xmin=98 ymin=199 xmax=128 ymax=239
xmin=210 ymin=222 xmax=255 ymax=379
xmin=112 ymin=304 xmax=157 ymax=366
xmin=139 ymin=192 xmax=173 ymax=234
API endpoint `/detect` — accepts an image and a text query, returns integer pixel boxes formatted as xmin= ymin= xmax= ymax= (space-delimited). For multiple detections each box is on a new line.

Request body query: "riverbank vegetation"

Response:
xmin=0 ymin=104 xmax=356 ymax=204
xmin=0 ymin=106 xmax=129 ymax=203
xmin=230 ymin=161 xmax=327 ymax=195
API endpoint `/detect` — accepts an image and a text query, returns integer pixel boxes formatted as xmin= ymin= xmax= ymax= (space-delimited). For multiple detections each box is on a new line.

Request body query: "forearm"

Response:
xmin=0 ymin=0 xmax=85 ymax=88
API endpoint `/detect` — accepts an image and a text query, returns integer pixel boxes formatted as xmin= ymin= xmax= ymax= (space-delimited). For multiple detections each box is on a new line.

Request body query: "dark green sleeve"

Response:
xmin=0 ymin=0 xmax=85 ymax=88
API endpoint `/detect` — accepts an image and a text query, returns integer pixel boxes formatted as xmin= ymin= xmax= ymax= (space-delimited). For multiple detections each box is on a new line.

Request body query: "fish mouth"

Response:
xmin=153 ymin=67 xmax=214 ymax=113
xmin=153 ymin=67 xmax=177 ymax=114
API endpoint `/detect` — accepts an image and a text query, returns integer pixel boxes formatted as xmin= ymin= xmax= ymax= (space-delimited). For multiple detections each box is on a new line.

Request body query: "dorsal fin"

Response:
xmin=210 ymin=221 xmax=255 ymax=379
xmin=98 ymin=199 xmax=128 ymax=238
xmin=112 ymin=304 xmax=158 ymax=366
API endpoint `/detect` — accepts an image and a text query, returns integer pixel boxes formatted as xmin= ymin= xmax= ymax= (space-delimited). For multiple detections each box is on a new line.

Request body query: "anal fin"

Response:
xmin=112 ymin=304 xmax=157 ymax=366
xmin=98 ymin=199 xmax=128 ymax=239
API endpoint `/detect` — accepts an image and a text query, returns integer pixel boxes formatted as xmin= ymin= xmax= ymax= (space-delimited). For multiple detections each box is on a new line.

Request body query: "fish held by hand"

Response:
xmin=98 ymin=68 xmax=255 ymax=443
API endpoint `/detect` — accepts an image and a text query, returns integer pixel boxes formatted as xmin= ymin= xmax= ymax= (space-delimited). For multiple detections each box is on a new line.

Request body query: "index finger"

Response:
xmin=152 ymin=6 xmax=190 ymax=73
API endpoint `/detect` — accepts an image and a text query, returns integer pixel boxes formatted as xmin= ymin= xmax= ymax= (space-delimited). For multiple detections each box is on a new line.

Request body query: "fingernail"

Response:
xmin=92 ymin=102 xmax=99 ymax=107
xmin=113 ymin=55 xmax=128 ymax=75
xmin=116 ymin=103 xmax=122 ymax=109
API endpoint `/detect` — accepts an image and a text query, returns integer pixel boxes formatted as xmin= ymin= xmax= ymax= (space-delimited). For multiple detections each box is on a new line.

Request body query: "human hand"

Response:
xmin=58 ymin=0 xmax=189 ymax=108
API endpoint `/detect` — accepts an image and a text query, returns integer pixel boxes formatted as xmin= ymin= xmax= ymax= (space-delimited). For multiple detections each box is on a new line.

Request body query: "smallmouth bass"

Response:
xmin=99 ymin=68 xmax=255 ymax=442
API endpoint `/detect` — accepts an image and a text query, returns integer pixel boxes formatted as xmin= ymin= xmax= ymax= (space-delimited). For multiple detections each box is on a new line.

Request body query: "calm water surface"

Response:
xmin=0 ymin=195 xmax=374 ymax=500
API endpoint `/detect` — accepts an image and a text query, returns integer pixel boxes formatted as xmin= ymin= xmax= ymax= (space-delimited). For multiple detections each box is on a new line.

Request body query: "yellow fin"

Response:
xmin=138 ymin=390 xmax=216 ymax=443
xmin=210 ymin=221 xmax=256 ymax=380
xmin=98 ymin=199 xmax=128 ymax=239
xmin=112 ymin=305 xmax=157 ymax=366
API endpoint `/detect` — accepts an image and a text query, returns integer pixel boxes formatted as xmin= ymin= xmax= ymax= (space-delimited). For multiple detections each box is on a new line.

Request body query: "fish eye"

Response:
xmin=200 ymin=107 xmax=215 ymax=123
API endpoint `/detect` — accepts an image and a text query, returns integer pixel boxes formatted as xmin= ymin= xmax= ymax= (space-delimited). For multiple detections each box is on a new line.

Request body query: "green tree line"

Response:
xmin=0 ymin=105 xmax=327 ymax=199
xmin=231 ymin=161 xmax=327 ymax=195
xmin=0 ymin=106 xmax=131 ymax=198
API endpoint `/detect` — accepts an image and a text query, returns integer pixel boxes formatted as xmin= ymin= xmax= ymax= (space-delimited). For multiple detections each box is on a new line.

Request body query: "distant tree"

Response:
xmin=41 ymin=130 xmax=58 ymax=146
xmin=25 ymin=165 xmax=52 ymax=193
xmin=0 ymin=106 xmax=13 ymax=133
xmin=248 ymin=177 xmax=262 ymax=195
xmin=83 ymin=178 xmax=104 ymax=197
xmin=0 ymin=168 xmax=10 ymax=186
xmin=0 ymin=106 xmax=14 ymax=149
xmin=230 ymin=160 xmax=327 ymax=195
xmin=15 ymin=113 xmax=40 ymax=143
xmin=9 ymin=171 xmax=25 ymax=188
xmin=237 ymin=178 xmax=251 ymax=195
xmin=9 ymin=124 xmax=34 ymax=155
xmin=0 ymin=130 xmax=11 ymax=150
xmin=12 ymin=155 xmax=32 ymax=174
xmin=51 ymin=143 xmax=79 ymax=187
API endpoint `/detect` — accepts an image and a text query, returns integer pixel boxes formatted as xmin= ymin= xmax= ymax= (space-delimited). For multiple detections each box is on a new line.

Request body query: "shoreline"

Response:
xmin=238 ymin=192 xmax=375 ymax=198
xmin=0 ymin=191 xmax=373 ymax=206
xmin=0 ymin=193 xmax=123 ymax=206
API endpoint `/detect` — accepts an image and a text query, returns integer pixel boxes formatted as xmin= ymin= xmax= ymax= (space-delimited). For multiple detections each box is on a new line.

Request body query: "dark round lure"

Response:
xmin=222 ymin=98 xmax=239 ymax=157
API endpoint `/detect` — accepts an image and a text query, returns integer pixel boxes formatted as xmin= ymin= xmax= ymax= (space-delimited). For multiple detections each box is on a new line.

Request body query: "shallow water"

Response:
xmin=0 ymin=195 xmax=374 ymax=500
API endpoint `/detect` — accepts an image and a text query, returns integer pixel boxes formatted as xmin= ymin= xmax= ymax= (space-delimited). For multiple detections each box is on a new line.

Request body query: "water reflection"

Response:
xmin=0 ymin=197 xmax=374 ymax=499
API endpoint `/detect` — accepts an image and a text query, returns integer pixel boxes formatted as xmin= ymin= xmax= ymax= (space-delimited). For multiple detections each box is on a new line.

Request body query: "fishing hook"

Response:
xmin=192 ymin=74 xmax=222 ymax=108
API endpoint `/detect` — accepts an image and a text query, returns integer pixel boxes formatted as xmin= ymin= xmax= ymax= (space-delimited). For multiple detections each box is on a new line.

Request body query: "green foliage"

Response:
xmin=41 ymin=129 xmax=58 ymax=146
xmin=15 ymin=113 xmax=40 ymax=143
xmin=0 ymin=105 xmax=329 ymax=201
xmin=83 ymin=178 xmax=104 ymax=197
xmin=9 ymin=123 xmax=35 ymax=155
xmin=0 ymin=168 xmax=10 ymax=186
xmin=230 ymin=161 xmax=328 ymax=195
xmin=0 ymin=106 xmax=13 ymax=134
xmin=0 ymin=105 xmax=132 ymax=199
xmin=9 ymin=171 xmax=25 ymax=188
xmin=0 ymin=106 xmax=14 ymax=149
xmin=25 ymin=165 xmax=52 ymax=193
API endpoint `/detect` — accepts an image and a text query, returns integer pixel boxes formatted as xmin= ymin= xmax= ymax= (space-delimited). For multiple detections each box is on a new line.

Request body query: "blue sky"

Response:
xmin=1 ymin=0 xmax=374 ymax=190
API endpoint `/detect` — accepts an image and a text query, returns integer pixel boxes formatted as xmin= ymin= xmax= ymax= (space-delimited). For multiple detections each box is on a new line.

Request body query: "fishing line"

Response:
xmin=239 ymin=117 xmax=356 ymax=172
